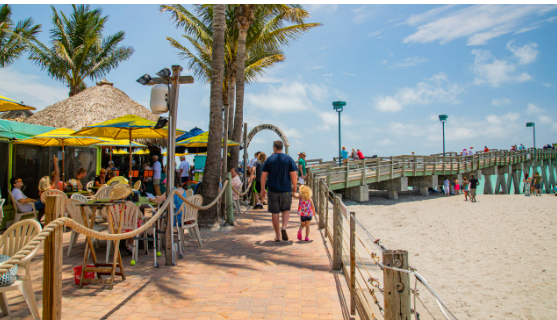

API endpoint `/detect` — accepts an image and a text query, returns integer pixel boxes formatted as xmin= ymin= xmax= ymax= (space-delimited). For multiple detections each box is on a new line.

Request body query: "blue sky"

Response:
xmin=3 ymin=4 xmax=557 ymax=161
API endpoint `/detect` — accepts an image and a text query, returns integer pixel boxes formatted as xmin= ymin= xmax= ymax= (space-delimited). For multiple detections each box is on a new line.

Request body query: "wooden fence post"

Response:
xmin=332 ymin=196 xmax=342 ymax=270
xmin=349 ymin=211 xmax=356 ymax=316
xmin=383 ymin=250 xmax=411 ymax=320
xmin=43 ymin=195 xmax=62 ymax=320
xmin=318 ymin=180 xmax=325 ymax=229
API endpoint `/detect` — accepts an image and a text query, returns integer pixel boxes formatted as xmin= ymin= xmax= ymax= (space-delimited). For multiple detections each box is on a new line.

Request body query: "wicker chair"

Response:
xmin=0 ymin=220 xmax=41 ymax=318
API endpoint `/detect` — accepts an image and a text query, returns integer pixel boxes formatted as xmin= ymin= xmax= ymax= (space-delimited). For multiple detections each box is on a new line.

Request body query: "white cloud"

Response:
xmin=322 ymin=73 xmax=333 ymax=77
xmin=353 ymin=6 xmax=372 ymax=24
xmin=491 ymin=97 xmax=511 ymax=106
xmin=378 ymin=138 xmax=394 ymax=146
xmin=245 ymin=82 xmax=327 ymax=113
xmin=539 ymin=115 xmax=552 ymax=124
xmin=343 ymin=72 xmax=357 ymax=77
xmin=542 ymin=83 xmax=552 ymax=88
xmin=316 ymin=111 xmax=352 ymax=131
xmin=403 ymin=5 xmax=557 ymax=45
xmin=392 ymin=57 xmax=428 ymax=68
xmin=373 ymin=72 xmax=464 ymax=112
xmin=506 ymin=41 xmax=538 ymax=65
xmin=312 ymin=66 xmax=325 ymax=70
xmin=471 ymin=41 xmax=537 ymax=87
xmin=526 ymin=103 xmax=545 ymax=115
xmin=513 ymin=26 xmax=541 ymax=34
xmin=368 ymin=31 xmax=381 ymax=38
xmin=382 ymin=60 xmax=388 ymax=64
xmin=0 ymin=68 xmax=68 ymax=110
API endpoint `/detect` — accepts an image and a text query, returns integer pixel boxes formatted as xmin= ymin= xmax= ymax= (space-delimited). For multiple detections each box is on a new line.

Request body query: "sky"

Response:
xmin=3 ymin=4 xmax=557 ymax=161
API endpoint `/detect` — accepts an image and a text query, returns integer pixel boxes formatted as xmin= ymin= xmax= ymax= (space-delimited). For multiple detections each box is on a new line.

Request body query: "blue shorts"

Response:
xmin=34 ymin=200 xmax=45 ymax=211
xmin=300 ymin=216 xmax=312 ymax=222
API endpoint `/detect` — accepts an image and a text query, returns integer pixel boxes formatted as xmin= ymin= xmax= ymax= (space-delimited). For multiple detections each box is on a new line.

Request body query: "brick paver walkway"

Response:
xmin=3 ymin=199 xmax=353 ymax=319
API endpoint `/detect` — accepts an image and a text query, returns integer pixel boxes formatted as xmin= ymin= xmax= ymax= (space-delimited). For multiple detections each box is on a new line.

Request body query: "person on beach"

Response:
xmin=357 ymin=149 xmax=364 ymax=159
xmin=454 ymin=177 xmax=460 ymax=195
xmin=469 ymin=174 xmax=480 ymax=202
xmin=341 ymin=147 xmax=349 ymax=165
xmin=252 ymin=152 xmax=266 ymax=209
xmin=260 ymin=141 xmax=298 ymax=242
xmin=462 ymin=177 xmax=470 ymax=201
xmin=468 ymin=147 xmax=474 ymax=155
xmin=296 ymin=185 xmax=315 ymax=241
xmin=297 ymin=152 xmax=307 ymax=185
xmin=461 ymin=149 xmax=468 ymax=156
xmin=351 ymin=148 xmax=358 ymax=160
xmin=484 ymin=146 xmax=490 ymax=152
xmin=443 ymin=178 xmax=450 ymax=196
xmin=533 ymin=172 xmax=543 ymax=196
xmin=523 ymin=173 xmax=531 ymax=196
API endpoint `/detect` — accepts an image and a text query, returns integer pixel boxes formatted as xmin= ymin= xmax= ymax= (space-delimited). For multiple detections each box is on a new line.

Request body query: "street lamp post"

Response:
xmin=333 ymin=101 xmax=346 ymax=167
xmin=526 ymin=122 xmax=535 ymax=156
xmin=439 ymin=114 xmax=448 ymax=157
xmin=137 ymin=66 xmax=193 ymax=266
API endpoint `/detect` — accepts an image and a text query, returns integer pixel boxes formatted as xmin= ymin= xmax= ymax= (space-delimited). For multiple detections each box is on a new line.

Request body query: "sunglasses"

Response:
xmin=100 ymin=171 xmax=106 ymax=174
xmin=16 ymin=179 xmax=22 ymax=183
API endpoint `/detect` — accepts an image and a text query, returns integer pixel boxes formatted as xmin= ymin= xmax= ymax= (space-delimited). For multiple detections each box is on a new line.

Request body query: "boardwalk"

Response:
xmin=3 ymin=200 xmax=353 ymax=320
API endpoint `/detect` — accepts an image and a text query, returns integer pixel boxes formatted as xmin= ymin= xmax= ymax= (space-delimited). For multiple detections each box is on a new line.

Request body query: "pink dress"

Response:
xmin=298 ymin=199 xmax=313 ymax=217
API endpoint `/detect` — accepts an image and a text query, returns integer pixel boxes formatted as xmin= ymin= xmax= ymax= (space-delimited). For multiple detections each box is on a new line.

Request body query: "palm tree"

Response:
xmin=29 ymin=5 xmax=134 ymax=96
xmin=199 ymin=4 xmax=226 ymax=227
xmin=162 ymin=4 xmax=320 ymax=170
xmin=0 ymin=4 xmax=41 ymax=67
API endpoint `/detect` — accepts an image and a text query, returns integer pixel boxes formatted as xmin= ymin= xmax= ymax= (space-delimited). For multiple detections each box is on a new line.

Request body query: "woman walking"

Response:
xmin=523 ymin=173 xmax=531 ymax=196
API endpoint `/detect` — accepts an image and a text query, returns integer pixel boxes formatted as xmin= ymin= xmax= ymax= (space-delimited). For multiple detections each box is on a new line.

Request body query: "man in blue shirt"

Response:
xmin=341 ymin=146 xmax=349 ymax=165
xmin=261 ymin=140 xmax=298 ymax=241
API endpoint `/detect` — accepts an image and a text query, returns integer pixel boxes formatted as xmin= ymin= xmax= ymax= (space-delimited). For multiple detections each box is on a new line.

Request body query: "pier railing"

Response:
xmin=308 ymin=175 xmax=458 ymax=320
xmin=308 ymin=149 xmax=557 ymax=191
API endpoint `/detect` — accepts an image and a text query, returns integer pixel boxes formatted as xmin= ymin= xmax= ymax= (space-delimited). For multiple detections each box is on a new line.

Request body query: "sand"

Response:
xmin=345 ymin=191 xmax=557 ymax=319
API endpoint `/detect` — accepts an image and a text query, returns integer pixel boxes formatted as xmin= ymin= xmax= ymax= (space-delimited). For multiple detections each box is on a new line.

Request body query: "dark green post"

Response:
xmin=333 ymin=101 xmax=346 ymax=167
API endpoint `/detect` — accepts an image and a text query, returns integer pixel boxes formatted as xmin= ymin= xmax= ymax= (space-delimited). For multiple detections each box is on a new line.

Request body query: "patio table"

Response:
xmin=76 ymin=201 xmax=127 ymax=289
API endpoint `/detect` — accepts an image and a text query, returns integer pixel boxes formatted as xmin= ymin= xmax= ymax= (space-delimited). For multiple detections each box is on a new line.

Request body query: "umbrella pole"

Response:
xmin=62 ymin=140 xmax=65 ymax=184
xmin=110 ymin=146 xmax=113 ymax=166
xmin=129 ymin=130 xmax=132 ymax=185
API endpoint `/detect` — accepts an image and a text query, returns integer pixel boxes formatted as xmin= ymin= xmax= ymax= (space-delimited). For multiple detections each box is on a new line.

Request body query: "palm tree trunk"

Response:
xmin=199 ymin=4 xmax=226 ymax=227
xmin=226 ymin=70 xmax=236 ymax=171
xmin=229 ymin=24 xmax=249 ymax=172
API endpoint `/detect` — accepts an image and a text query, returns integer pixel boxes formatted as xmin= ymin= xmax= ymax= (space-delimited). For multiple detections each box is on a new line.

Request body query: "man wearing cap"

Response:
xmin=297 ymin=152 xmax=307 ymax=185
xmin=152 ymin=155 xmax=162 ymax=196
xmin=468 ymin=147 xmax=474 ymax=155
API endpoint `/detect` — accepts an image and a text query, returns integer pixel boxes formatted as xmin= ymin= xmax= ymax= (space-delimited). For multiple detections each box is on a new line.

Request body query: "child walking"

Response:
xmin=297 ymin=185 xmax=315 ymax=241
xmin=462 ymin=177 xmax=470 ymax=201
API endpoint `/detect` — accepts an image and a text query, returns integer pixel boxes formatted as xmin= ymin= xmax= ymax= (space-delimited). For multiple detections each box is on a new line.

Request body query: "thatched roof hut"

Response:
xmin=25 ymin=79 xmax=164 ymax=146
xmin=0 ymin=109 xmax=34 ymax=122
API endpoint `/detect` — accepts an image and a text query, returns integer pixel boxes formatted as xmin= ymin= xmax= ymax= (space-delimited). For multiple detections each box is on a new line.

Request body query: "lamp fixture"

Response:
xmin=156 ymin=68 xmax=171 ymax=78
xmin=136 ymin=74 xmax=152 ymax=85
xmin=154 ymin=116 xmax=168 ymax=129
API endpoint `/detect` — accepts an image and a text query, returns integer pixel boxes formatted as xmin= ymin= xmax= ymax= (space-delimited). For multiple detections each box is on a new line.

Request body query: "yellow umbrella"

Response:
xmin=15 ymin=128 xmax=103 ymax=181
xmin=162 ymin=152 xmax=190 ymax=157
xmin=176 ymin=131 xmax=239 ymax=147
xmin=112 ymin=149 xmax=129 ymax=155
xmin=72 ymin=114 xmax=185 ymax=183
xmin=133 ymin=149 xmax=150 ymax=155
xmin=94 ymin=138 xmax=146 ymax=164
xmin=0 ymin=95 xmax=36 ymax=112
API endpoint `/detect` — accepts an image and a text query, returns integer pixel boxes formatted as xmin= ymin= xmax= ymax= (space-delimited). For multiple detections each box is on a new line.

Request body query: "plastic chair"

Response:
xmin=70 ymin=193 xmax=88 ymax=203
xmin=177 ymin=195 xmax=203 ymax=252
xmin=7 ymin=190 xmax=37 ymax=224
xmin=65 ymin=199 xmax=107 ymax=257
xmin=185 ymin=189 xmax=193 ymax=198
xmin=40 ymin=189 xmax=68 ymax=218
xmin=106 ymin=202 xmax=147 ymax=264
xmin=133 ymin=180 xmax=141 ymax=192
xmin=0 ymin=199 xmax=4 ymax=225
xmin=93 ymin=186 xmax=113 ymax=201
xmin=0 ymin=220 xmax=41 ymax=319
xmin=86 ymin=181 xmax=94 ymax=192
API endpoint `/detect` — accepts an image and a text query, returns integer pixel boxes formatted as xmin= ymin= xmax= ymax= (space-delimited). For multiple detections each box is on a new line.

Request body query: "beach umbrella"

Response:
xmin=133 ymin=149 xmax=150 ymax=155
xmin=14 ymin=128 xmax=103 ymax=181
xmin=176 ymin=131 xmax=238 ymax=154
xmin=0 ymin=95 xmax=36 ymax=112
xmin=176 ymin=127 xmax=204 ymax=142
xmin=162 ymin=152 xmax=190 ymax=157
xmin=71 ymin=114 xmax=185 ymax=183
xmin=112 ymin=149 xmax=129 ymax=155
xmin=94 ymin=138 xmax=146 ymax=164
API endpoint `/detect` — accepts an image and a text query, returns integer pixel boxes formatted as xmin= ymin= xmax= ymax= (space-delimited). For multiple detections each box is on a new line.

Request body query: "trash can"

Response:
xmin=73 ymin=265 xmax=95 ymax=285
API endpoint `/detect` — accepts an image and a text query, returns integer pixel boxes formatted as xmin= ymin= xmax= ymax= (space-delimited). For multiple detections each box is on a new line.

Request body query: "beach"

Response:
xmin=346 ymin=192 xmax=557 ymax=319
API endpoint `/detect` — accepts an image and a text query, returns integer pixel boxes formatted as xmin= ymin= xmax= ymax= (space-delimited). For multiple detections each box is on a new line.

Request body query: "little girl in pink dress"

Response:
xmin=297 ymin=185 xmax=315 ymax=241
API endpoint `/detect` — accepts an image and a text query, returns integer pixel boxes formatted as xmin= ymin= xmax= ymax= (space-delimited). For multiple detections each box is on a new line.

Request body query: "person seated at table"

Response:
xmin=106 ymin=170 xmax=129 ymax=185
xmin=70 ymin=168 xmax=87 ymax=191
xmin=94 ymin=168 xmax=107 ymax=187
xmin=148 ymin=173 xmax=185 ymax=226
xmin=38 ymin=155 xmax=65 ymax=195
xmin=11 ymin=177 xmax=45 ymax=222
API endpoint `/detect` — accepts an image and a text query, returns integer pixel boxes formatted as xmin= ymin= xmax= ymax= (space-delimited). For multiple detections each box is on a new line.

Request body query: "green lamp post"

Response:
xmin=439 ymin=114 xmax=448 ymax=157
xmin=333 ymin=101 xmax=346 ymax=167
xmin=526 ymin=122 xmax=535 ymax=157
